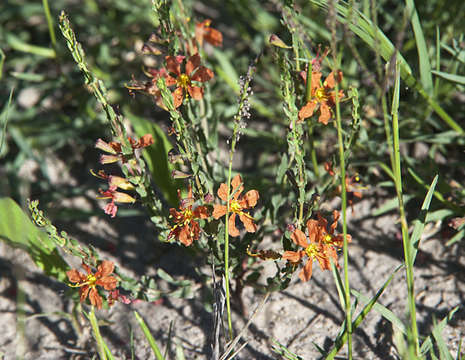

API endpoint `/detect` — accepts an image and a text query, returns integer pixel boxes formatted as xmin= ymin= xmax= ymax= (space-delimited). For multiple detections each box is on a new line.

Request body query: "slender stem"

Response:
xmin=390 ymin=61 xmax=420 ymax=355
xmin=89 ymin=306 xmax=107 ymax=360
xmin=334 ymin=78 xmax=352 ymax=359
xmin=42 ymin=0 xmax=57 ymax=50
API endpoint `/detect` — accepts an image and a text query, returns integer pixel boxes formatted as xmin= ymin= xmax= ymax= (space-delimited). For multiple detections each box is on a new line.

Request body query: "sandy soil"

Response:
xmin=1 ymin=191 xmax=464 ymax=360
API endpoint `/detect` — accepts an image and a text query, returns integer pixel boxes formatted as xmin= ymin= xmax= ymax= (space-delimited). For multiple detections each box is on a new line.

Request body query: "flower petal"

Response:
xmin=228 ymin=213 xmax=240 ymax=237
xmin=291 ymin=228 xmax=308 ymax=248
xmin=282 ymin=250 xmax=304 ymax=263
xmin=166 ymin=56 xmax=182 ymax=76
xmin=97 ymin=276 xmax=118 ymax=290
xmin=299 ymin=261 xmax=313 ymax=282
xmin=311 ymin=71 xmax=322 ymax=93
xmin=324 ymin=70 xmax=343 ymax=88
xmin=298 ymin=101 xmax=317 ymax=122
xmin=80 ymin=285 xmax=90 ymax=303
xmin=66 ymin=269 xmax=84 ymax=283
xmin=172 ymin=87 xmax=184 ymax=109
xmin=186 ymin=54 xmax=201 ymax=75
xmin=217 ymin=183 xmax=229 ymax=201
xmin=239 ymin=213 xmax=257 ymax=233
xmin=318 ymin=102 xmax=331 ymax=125
xmin=212 ymin=204 xmax=227 ymax=219
xmin=240 ymin=190 xmax=259 ymax=208
xmin=187 ymin=85 xmax=204 ymax=100
xmin=89 ymin=287 xmax=103 ymax=309
xmin=179 ymin=226 xmax=192 ymax=246
xmin=306 ymin=219 xmax=319 ymax=244
xmin=230 ymin=175 xmax=244 ymax=199
xmin=96 ymin=261 xmax=114 ymax=278
xmin=191 ymin=66 xmax=214 ymax=82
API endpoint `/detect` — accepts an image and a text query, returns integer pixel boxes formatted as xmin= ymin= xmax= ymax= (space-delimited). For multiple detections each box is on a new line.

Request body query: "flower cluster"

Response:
xmin=168 ymin=186 xmax=209 ymax=246
xmin=66 ymin=260 xmax=118 ymax=309
xmin=213 ymin=174 xmax=259 ymax=237
xmin=283 ymin=211 xmax=351 ymax=282
xmin=298 ymin=68 xmax=344 ymax=125
xmin=94 ymin=134 xmax=154 ymax=217
xmin=128 ymin=20 xmax=220 ymax=110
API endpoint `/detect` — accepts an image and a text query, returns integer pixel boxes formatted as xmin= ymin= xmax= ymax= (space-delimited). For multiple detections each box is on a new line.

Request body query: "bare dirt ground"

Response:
xmin=1 ymin=186 xmax=464 ymax=359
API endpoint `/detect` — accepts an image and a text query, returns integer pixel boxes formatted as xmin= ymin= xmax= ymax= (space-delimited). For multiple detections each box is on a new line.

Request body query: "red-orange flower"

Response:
xmin=164 ymin=54 xmax=214 ymax=108
xmin=212 ymin=174 xmax=259 ymax=237
xmin=282 ymin=223 xmax=337 ymax=282
xmin=168 ymin=187 xmax=209 ymax=246
xmin=195 ymin=19 xmax=223 ymax=47
xmin=298 ymin=69 xmax=344 ymax=125
xmin=66 ymin=261 xmax=118 ymax=309
xmin=314 ymin=210 xmax=352 ymax=248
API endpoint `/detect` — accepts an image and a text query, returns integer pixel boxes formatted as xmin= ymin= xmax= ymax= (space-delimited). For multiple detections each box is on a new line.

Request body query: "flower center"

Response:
xmin=304 ymin=243 xmax=319 ymax=258
xmin=230 ymin=200 xmax=242 ymax=213
xmin=315 ymin=87 xmax=328 ymax=102
xmin=323 ymin=234 xmax=332 ymax=244
xmin=182 ymin=208 xmax=194 ymax=224
xmin=177 ymin=73 xmax=191 ymax=90
xmin=86 ymin=274 xmax=97 ymax=288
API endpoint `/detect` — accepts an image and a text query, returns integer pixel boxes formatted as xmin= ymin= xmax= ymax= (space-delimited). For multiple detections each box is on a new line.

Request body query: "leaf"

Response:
xmin=309 ymin=0 xmax=463 ymax=134
xmin=405 ymin=0 xmax=433 ymax=95
xmin=410 ymin=175 xmax=438 ymax=264
xmin=125 ymin=108 xmax=180 ymax=206
xmin=134 ymin=311 xmax=165 ymax=360
xmin=0 ymin=197 xmax=68 ymax=281
xmin=431 ymin=70 xmax=465 ymax=85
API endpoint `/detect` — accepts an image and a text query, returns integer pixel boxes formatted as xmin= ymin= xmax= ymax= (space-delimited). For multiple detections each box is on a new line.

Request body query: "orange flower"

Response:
xmin=195 ymin=19 xmax=223 ymax=47
xmin=314 ymin=210 xmax=352 ymax=248
xmin=164 ymin=54 xmax=214 ymax=108
xmin=282 ymin=223 xmax=338 ymax=282
xmin=213 ymin=174 xmax=259 ymax=237
xmin=298 ymin=69 xmax=344 ymax=125
xmin=282 ymin=212 xmax=351 ymax=281
xmin=168 ymin=187 xmax=209 ymax=246
xmin=66 ymin=261 xmax=118 ymax=309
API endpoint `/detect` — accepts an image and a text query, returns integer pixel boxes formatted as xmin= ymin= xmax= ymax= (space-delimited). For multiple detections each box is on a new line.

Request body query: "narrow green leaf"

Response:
xmin=331 ymin=261 xmax=347 ymax=309
xmin=352 ymin=289 xmax=406 ymax=335
xmin=405 ymin=0 xmax=433 ymax=95
xmin=309 ymin=0 xmax=463 ymax=133
xmin=431 ymin=70 xmax=465 ymax=85
xmin=325 ymin=266 xmax=402 ymax=359
xmin=410 ymin=175 xmax=438 ymax=263
xmin=125 ymin=108 xmax=180 ymax=206
xmin=134 ymin=311 xmax=165 ymax=360
xmin=6 ymin=34 xmax=56 ymax=58
xmin=0 ymin=198 xmax=68 ymax=281
xmin=421 ymin=307 xmax=459 ymax=356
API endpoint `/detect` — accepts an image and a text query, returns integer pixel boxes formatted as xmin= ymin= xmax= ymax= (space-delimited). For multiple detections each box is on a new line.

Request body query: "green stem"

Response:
xmin=89 ymin=306 xmax=107 ymax=360
xmin=42 ymin=0 xmax=57 ymax=50
xmin=334 ymin=77 xmax=352 ymax=359
xmin=390 ymin=61 xmax=420 ymax=355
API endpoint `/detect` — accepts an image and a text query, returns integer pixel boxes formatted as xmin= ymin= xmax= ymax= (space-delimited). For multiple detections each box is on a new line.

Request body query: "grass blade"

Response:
xmin=324 ymin=265 xmax=403 ymax=359
xmin=410 ymin=175 xmax=438 ymax=263
xmin=405 ymin=0 xmax=433 ymax=95
xmin=134 ymin=311 xmax=165 ymax=360
xmin=309 ymin=0 xmax=463 ymax=134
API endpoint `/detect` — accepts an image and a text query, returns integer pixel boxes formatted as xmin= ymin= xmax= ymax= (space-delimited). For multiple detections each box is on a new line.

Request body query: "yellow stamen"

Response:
xmin=177 ymin=74 xmax=191 ymax=90
xmin=315 ymin=87 xmax=328 ymax=102
xmin=305 ymin=243 xmax=319 ymax=258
